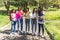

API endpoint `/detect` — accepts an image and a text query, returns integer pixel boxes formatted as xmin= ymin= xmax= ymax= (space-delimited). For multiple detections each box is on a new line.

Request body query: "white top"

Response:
xmin=29 ymin=12 xmax=37 ymax=18
xmin=11 ymin=13 xmax=16 ymax=21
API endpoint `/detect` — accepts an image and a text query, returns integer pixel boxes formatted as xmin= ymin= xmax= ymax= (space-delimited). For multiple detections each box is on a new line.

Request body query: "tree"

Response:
xmin=3 ymin=0 xmax=10 ymax=15
xmin=10 ymin=0 xmax=38 ymax=11
xmin=3 ymin=0 xmax=38 ymax=15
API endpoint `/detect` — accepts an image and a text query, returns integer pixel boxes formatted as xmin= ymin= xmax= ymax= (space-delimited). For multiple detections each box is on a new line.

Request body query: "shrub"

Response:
xmin=47 ymin=8 xmax=57 ymax=11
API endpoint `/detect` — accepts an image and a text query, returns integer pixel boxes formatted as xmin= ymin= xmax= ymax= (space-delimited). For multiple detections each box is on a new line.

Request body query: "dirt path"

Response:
xmin=0 ymin=23 xmax=51 ymax=40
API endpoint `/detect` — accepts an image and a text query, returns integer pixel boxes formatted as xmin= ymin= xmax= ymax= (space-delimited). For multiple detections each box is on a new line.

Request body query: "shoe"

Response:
xmin=32 ymin=33 xmax=34 ymax=36
xmin=32 ymin=33 xmax=36 ymax=36
xmin=10 ymin=33 xmax=13 ymax=35
xmin=10 ymin=32 xmax=14 ymax=36
xmin=18 ymin=31 xmax=20 ymax=34
xmin=41 ymin=35 xmax=44 ymax=38
xmin=21 ymin=31 xmax=23 ymax=33
xmin=38 ymin=34 xmax=40 ymax=37
xmin=14 ymin=32 xmax=19 ymax=36
xmin=14 ymin=32 xmax=18 ymax=35
xmin=25 ymin=31 xmax=29 ymax=34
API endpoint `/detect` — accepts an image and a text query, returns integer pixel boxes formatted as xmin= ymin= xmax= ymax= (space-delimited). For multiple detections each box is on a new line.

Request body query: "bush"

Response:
xmin=47 ymin=8 xmax=57 ymax=11
xmin=45 ymin=10 xmax=60 ymax=20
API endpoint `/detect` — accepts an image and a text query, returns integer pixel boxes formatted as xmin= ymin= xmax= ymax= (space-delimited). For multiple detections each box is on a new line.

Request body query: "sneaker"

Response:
xmin=38 ymin=34 xmax=40 ymax=37
xmin=32 ymin=33 xmax=36 ymax=36
xmin=32 ymin=33 xmax=34 ymax=36
xmin=41 ymin=35 xmax=44 ymax=38
xmin=14 ymin=32 xmax=19 ymax=36
xmin=10 ymin=33 xmax=13 ymax=35
xmin=14 ymin=32 xmax=18 ymax=35
xmin=21 ymin=31 xmax=23 ymax=33
xmin=25 ymin=31 xmax=29 ymax=34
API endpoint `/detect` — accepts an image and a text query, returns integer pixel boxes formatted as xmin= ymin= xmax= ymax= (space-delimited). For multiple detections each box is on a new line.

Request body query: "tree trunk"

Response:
xmin=7 ymin=7 xmax=9 ymax=15
xmin=4 ymin=1 xmax=10 ymax=15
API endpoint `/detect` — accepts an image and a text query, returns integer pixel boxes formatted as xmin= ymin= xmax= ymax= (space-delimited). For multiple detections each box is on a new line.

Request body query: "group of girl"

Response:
xmin=9 ymin=6 xmax=44 ymax=37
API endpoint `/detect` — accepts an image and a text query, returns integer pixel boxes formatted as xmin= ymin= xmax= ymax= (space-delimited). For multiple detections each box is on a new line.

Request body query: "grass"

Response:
xmin=45 ymin=10 xmax=60 ymax=20
xmin=45 ymin=10 xmax=60 ymax=40
xmin=0 ymin=15 xmax=10 ymax=27
xmin=45 ymin=21 xmax=60 ymax=40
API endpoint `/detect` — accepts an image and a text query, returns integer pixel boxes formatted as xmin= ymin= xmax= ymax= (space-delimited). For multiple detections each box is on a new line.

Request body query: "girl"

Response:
xmin=17 ymin=7 xmax=24 ymax=33
xmin=30 ymin=8 xmax=37 ymax=35
xmin=16 ymin=10 xmax=21 ymax=34
xmin=25 ymin=8 xmax=30 ymax=33
xmin=10 ymin=9 xmax=16 ymax=35
xmin=38 ymin=6 xmax=44 ymax=37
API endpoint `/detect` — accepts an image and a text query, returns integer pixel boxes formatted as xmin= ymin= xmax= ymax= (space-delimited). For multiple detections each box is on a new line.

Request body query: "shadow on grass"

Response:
xmin=45 ymin=27 xmax=55 ymax=40
xmin=0 ymin=10 xmax=8 ymax=16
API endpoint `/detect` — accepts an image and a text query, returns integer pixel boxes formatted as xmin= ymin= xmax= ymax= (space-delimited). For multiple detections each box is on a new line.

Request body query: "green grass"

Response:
xmin=45 ymin=10 xmax=60 ymax=20
xmin=45 ymin=21 xmax=60 ymax=40
xmin=0 ymin=15 xmax=10 ymax=27
xmin=45 ymin=10 xmax=60 ymax=40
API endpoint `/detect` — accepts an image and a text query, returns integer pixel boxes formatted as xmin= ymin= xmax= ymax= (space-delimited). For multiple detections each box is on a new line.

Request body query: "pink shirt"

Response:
xmin=16 ymin=12 xmax=21 ymax=20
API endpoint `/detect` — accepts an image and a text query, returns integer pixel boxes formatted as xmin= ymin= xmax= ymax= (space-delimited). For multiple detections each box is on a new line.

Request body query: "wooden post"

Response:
xmin=36 ymin=17 xmax=38 ymax=35
xmin=29 ymin=18 xmax=32 ymax=33
xmin=22 ymin=17 xmax=26 ymax=32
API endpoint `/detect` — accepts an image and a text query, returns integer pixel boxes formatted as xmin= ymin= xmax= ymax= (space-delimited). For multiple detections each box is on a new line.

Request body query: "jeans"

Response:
xmin=11 ymin=20 xmax=16 ymax=33
xmin=31 ymin=18 xmax=37 ymax=33
xmin=17 ymin=19 xmax=21 ymax=32
xmin=38 ymin=24 xmax=44 ymax=35
xmin=25 ymin=19 xmax=30 ymax=32
xmin=20 ymin=17 xmax=23 ymax=31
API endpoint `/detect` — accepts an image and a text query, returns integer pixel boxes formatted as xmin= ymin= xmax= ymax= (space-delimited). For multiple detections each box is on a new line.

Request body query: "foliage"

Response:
xmin=36 ymin=0 xmax=60 ymax=9
xmin=0 ymin=0 xmax=38 ymax=15
xmin=47 ymin=8 xmax=57 ymax=11
xmin=45 ymin=10 xmax=60 ymax=20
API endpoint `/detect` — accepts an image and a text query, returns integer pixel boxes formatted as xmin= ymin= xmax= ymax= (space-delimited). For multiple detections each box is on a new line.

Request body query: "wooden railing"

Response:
xmin=22 ymin=17 xmax=39 ymax=34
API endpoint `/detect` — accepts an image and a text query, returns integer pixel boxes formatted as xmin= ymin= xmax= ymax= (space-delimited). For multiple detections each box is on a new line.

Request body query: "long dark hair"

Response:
xmin=10 ymin=9 xmax=14 ymax=15
xmin=10 ymin=9 xmax=16 ymax=14
xmin=33 ymin=8 xmax=37 ymax=14
xmin=25 ymin=8 xmax=29 ymax=13
xmin=38 ymin=6 xmax=43 ymax=16
xmin=18 ymin=7 xmax=21 ymax=11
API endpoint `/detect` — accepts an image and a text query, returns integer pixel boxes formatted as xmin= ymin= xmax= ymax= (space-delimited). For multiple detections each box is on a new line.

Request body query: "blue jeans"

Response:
xmin=38 ymin=24 xmax=44 ymax=35
xmin=25 ymin=19 xmax=30 ymax=32
xmin=11 ymin=20 xmax=16 ymax=33
xmin=17 ymin=19 xmax=21 ymax=32
xmin=31 ymin=18 xmax=36 ymax=33
xmin=20 ymin=17 xmax=23 ymax=31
